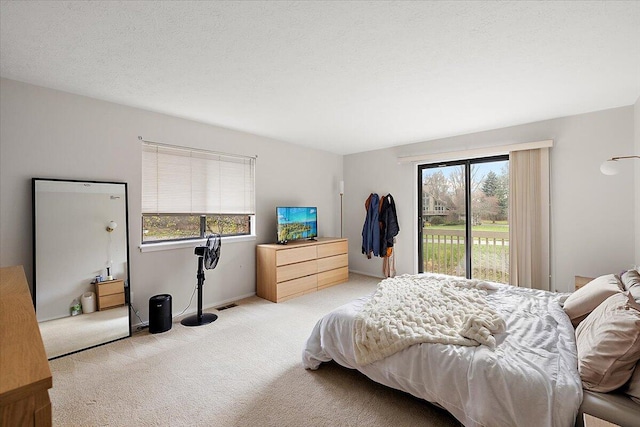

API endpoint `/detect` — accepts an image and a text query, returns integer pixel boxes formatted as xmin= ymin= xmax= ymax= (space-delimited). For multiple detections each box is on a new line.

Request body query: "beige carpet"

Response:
xmin=49 ymin=273 xmax=461 ymax=427
xmin=39 ymin=306 xmax=129 ymax=359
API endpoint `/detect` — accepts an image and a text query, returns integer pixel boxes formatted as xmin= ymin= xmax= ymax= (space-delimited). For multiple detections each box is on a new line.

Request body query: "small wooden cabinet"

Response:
xmin=257 ymin=238 xmax=348 ymax=302
xmin=95 ymin=279 xmax=125 ymax=311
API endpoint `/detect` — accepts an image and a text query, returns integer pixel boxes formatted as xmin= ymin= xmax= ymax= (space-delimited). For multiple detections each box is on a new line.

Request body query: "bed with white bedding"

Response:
xmin=302 ymin=274 xmax=583 ymax=427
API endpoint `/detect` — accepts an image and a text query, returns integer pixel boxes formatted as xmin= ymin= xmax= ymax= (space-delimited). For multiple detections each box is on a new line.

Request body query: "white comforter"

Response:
xmin=354 ymin=275 xmax=506 ymax=365
xmin=303 ymin=274 xmax=583 ymax=427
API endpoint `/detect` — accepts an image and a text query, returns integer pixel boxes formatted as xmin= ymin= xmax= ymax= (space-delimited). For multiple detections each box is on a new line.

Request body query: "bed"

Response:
xmin=568 ymin=273 xmax=640 ymax=427
xmin=302 ymin=273 xmax=584 ymax=427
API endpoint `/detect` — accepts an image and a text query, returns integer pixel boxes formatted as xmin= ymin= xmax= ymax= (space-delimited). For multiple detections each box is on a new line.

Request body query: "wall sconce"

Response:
xmin=106 ymin=221 xmax=117 ymax=280
xmin=600 ymin=155 xmax=640 ymax=175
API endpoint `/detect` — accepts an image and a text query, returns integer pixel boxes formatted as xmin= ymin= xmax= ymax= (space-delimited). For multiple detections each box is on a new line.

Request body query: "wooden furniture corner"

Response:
xmin=583 ymin=414 xmax=620 ymax=427
xmin=0 ymin=265 xmax=52 ymax=427
xmin=575 ymin=275 xmax=595 ymax=290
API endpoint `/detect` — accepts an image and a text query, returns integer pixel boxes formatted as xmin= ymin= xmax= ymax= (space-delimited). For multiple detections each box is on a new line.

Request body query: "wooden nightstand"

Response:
xmin=575 ymin=275 xmax=595 ymax=290
xmin=95 ymin=279 xmax=125 ymax=310
xmin=583 ymin=414 xmax=619 ymax=427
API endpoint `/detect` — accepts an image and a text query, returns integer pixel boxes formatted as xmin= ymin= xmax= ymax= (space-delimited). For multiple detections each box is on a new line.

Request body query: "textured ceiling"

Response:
xmin=1 ymin=1 xmax=639 ymax=155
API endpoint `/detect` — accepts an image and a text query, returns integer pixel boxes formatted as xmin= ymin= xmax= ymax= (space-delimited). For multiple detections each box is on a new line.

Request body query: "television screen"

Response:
xmin=277 ymin=207 xmax=317 ymax=242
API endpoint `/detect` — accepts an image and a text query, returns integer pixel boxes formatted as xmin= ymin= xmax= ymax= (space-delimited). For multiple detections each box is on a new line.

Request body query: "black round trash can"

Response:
xmin=149 ymin=294 xmax=172 ymax=334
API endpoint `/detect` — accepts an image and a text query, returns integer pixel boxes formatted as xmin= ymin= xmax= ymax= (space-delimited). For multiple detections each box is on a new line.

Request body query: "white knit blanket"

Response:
xmin=353 ymin=274 xmax=506 ymax=366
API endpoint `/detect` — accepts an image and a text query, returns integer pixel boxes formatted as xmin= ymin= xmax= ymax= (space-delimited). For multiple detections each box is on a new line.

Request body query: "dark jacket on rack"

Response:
xmin=379 ymin=194 xmax=399 ymax=257
xmin=361 ymin=193 xmax=380 ymax=258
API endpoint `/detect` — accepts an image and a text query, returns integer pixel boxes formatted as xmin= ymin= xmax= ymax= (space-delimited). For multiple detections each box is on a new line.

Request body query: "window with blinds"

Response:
xmin=141 ymin=142 xmax=255 ymax=243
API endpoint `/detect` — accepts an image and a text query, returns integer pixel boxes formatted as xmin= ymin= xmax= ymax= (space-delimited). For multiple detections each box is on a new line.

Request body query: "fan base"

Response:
xmin=180 ymin=313 xmax=218 ymax=327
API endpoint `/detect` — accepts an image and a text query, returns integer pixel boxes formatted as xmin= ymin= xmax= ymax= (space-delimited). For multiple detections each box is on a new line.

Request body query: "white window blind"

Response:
xmin=142 ymin=142 xmax=255 ymax=215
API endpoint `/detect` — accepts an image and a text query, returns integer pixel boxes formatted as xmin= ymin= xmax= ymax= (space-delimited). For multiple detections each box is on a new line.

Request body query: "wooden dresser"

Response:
xmin=95 ymin=279 xmax=125 ymax=311
xmin=257 ymin=237 xmax=348 ymax=302
xmin=0 ymin=266 xmax=52 ymax=427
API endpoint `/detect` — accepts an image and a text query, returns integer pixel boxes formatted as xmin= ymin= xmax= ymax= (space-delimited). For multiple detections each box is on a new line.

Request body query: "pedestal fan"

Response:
xmin=181 ymin=234 xmax=221 ymax=327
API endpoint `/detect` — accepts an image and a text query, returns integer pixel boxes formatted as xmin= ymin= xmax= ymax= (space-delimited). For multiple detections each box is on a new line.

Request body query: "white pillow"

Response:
xmin=576 ymin=292 xmax=640 ymax=392
xmin=563 ymin=274 xmax=623 ymax=327
xmin=625 ymin=362 xmax=640 ymax=404
xmin=621 ymin=270 xmax=640 ymax=302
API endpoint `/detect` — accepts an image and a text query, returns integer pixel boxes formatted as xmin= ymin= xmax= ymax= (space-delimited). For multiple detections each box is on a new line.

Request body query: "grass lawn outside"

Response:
xmin=422 ymin=220 xmax=509 ymax=283
xmin=428 ymin=221 xmax=508 ymax=233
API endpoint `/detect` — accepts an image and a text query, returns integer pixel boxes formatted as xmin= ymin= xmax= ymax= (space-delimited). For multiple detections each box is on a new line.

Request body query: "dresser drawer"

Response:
xmin=276 ymin=246 xmax=317 ymax=266
xmin=96 ymin=279 xmax=124 ymax=296
xmin=277 ymin=275 xmax=317 ymax=299
xmin=317 ymin=253 xmax=348 ymax=273
xmin=277 ymin=260 xmax=317 ymax=282
xmin=256 ymin=238 xmax=349 ymax=303
xmin=318 ymin=267 xmax=349 ymax=290
xmin=98 ymin=292 xmax=125 ymax=310
xmin=317 ymin=241 xmax=347 ymax=258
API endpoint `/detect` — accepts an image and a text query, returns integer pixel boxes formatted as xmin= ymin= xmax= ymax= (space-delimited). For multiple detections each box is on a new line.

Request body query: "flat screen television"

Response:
xmin=276 ymin=207 xmax=317 ymax=243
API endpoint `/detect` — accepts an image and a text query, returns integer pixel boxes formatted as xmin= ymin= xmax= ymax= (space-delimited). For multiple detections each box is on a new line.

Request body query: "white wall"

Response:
xmin=345 ymin=107 xmax=636 ymax=293
xmin=35 ymin=184 xmax=128 ymax=321
xmin=635 ymin=96 xmax=640 ymax=267
xmin=2 ymin=76 xmax=636 ymax=316
xmin=0 ymin=78 xmax=343 ymax=322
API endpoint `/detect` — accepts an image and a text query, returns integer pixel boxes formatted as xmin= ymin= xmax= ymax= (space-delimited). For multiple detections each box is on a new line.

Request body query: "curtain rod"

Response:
xmin=396 ymin=139 xmax=553 ymax=164
xmin=138 ymin=136 xmax=258 ymax=160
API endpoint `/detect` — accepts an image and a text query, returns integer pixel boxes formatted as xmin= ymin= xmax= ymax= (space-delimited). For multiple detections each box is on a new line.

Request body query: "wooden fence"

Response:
xmin=422 ymin=229 xmax=509 ymax=283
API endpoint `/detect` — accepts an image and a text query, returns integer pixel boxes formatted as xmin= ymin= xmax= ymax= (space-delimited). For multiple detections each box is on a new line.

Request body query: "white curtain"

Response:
xmin=508 ymin=148 xmax=550 ymax=290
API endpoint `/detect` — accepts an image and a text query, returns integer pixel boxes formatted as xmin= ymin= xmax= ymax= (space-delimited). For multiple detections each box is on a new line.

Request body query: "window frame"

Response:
xmin=417 ymin=154 xmax=509 ymax=279
xmin=140 ymin=141 xmax=256 ymax=250
xmin=141 ymin=213 xmax=254 ymax=244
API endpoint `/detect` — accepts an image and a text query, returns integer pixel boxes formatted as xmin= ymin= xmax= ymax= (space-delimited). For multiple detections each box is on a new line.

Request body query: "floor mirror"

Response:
xmin=33 ymin=178 xmax=131 ymax=359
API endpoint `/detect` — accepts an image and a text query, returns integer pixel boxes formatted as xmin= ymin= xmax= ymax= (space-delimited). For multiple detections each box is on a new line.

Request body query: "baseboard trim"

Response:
xmin=348 ymin=269 xmax=385 ymax=279
xmin=131 ymin=292 xmax=257 ymax=328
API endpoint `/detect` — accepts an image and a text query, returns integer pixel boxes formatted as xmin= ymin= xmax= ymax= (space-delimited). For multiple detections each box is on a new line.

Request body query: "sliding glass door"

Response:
xmin=418 ymin=155 xmax=509 ymax=283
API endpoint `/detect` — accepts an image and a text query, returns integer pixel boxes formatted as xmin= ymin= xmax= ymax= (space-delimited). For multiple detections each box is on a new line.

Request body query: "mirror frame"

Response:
xmin=32 ymin=177 xmax=132 ymax=359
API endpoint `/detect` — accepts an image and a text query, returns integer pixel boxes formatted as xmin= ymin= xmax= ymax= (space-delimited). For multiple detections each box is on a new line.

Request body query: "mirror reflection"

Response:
xmin=33 ymin=178 xmax=131 ymax=359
